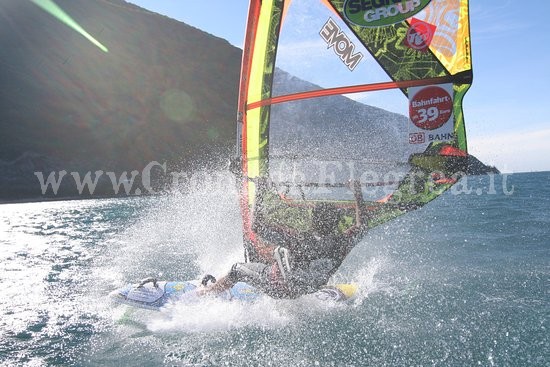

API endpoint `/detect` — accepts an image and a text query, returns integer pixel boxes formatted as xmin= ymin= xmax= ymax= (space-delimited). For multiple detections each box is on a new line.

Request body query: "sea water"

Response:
xmin=0 ymin=171 xmax=548 ymax=366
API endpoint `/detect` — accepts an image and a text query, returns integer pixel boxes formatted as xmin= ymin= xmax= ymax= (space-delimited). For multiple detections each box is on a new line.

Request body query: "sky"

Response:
xmin=128 ymin=0 xmax=549 ymax=173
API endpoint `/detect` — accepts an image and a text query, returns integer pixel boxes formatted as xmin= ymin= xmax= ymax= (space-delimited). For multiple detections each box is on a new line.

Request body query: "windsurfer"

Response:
xmin=199 ymin=180 xmax=368 ymax=299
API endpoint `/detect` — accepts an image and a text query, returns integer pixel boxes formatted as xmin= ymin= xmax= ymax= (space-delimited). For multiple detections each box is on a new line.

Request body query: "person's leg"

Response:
xmin=286 ymin=258 xmax=337 ymax=295
xmin=199 ymin=262 xmax=269 ymax=296
xmin=273 ymin=246 xmax=292 ymax=281
xmin=199 ymin=274 xmax=236 ymax=295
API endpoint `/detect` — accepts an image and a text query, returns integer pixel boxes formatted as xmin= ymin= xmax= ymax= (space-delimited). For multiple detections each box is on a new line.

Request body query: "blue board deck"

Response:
xmin=110 ymin=278 xmax=357 ymax=310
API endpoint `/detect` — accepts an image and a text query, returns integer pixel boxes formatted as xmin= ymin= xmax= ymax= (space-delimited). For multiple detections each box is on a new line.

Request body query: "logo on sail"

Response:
xmin=343 ymin=0 xmax=432 ymax=28
xmin=320 ymin=18 xmax=363 ymax=71
xmin=404 ymin=18 xmax=436 ymax=52
xmin=409 ymin=85 xmax=453 ymax=130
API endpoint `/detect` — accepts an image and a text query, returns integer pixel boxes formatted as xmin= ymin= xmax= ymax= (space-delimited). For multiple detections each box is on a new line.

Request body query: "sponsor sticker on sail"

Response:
xmin=343 ymin=0 xmax=433 ymax=28
xmin=320 ymin=18 xmax=364 ymax=71
xmin=408 ymin=84 xmax=454 ymax=147
xmin=404 ymin=18 xmax=436 ymax=52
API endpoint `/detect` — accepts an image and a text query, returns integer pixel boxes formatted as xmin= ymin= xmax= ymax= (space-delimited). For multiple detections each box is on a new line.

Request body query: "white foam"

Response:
xmin=148 ymin=296 xmax=292 ymax=333
xmin=142 ymin=257 xmax=388 ymax=334
xmin=96 ymin=168 xmax=392 ymax=334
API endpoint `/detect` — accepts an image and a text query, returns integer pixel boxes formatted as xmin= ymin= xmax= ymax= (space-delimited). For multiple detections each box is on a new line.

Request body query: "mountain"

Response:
xmin=0 ymin=0 xmax=497 ymax=202
xmin=270 ymin=69 xmax=499 ymax=179
xmin=0 ymin=0 xmax=241 ymax=199
xmin=271 ymin=69 xmax=411 ymax=166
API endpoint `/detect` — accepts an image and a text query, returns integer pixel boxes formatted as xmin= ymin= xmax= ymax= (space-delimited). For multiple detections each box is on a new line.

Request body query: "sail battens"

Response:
xmin=247 ymin=74 xmax=467 ymax=110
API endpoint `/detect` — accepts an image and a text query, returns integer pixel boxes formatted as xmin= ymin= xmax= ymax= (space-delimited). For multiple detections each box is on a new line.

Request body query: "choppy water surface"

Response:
xmin=1 ymin=172 xmax=548 ymax=366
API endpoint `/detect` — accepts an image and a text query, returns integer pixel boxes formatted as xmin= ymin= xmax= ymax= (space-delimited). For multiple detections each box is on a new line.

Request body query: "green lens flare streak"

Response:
xmin=30 ymin=0 xmax=109 ymax=53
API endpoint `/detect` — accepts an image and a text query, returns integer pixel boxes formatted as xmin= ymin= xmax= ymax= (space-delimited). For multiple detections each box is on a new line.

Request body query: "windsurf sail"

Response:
xmin=236 ymin=0 xmax=472 ymax=261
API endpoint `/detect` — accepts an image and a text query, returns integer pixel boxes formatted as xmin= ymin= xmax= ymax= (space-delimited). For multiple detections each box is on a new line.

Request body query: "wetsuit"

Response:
xmin=231 ymin=178 xmax=365 ymax=298
xmin=228 ymin=231 xmax=356 ymax=298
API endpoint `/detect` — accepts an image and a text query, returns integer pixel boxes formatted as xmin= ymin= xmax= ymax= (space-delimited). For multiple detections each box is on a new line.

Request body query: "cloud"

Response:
xmin=468 ymin=128 xmax=550 ymax=173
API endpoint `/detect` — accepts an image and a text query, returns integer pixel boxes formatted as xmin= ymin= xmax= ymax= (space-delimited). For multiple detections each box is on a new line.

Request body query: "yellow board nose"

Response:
xmin=334 ymin=283 xmax=358 ymax=299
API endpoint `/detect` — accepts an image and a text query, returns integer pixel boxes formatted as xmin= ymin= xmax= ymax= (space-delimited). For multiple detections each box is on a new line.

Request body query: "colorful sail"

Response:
xmin=236 ymin=0 xmax=473 ymax=260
